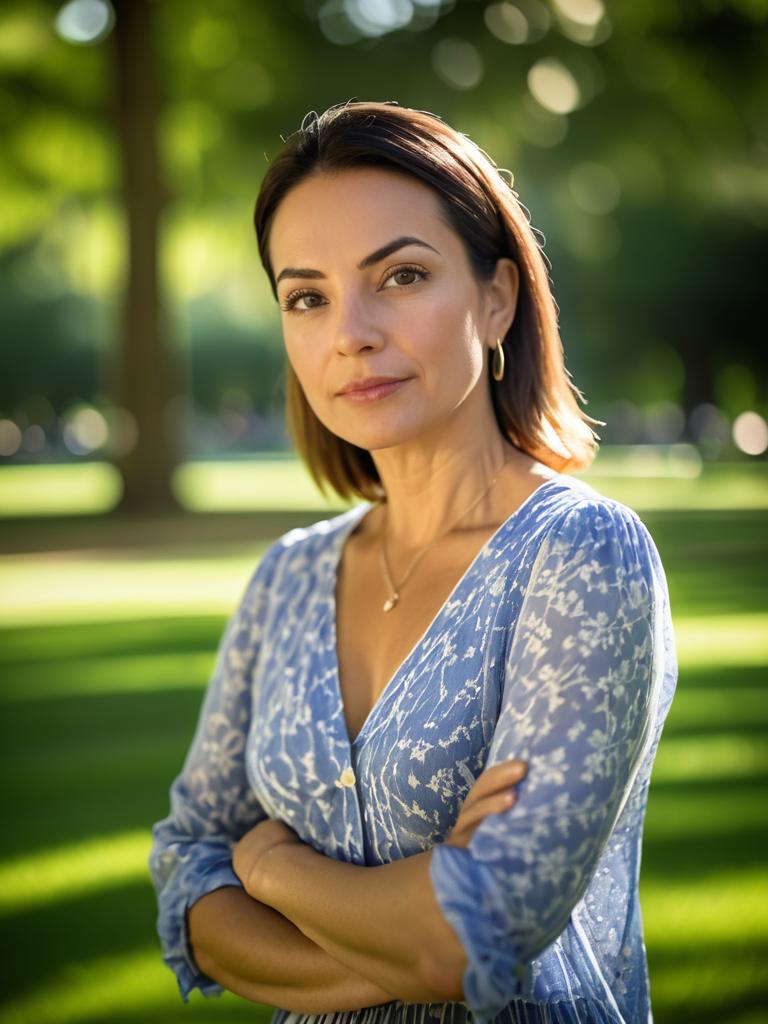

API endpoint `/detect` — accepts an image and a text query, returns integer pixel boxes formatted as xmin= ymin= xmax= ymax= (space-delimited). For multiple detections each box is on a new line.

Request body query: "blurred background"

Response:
xmin=0 ymin=0 xmax=766 ymax=1021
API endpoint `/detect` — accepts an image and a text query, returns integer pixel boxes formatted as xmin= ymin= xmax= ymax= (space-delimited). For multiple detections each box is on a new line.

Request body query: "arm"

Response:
xmin=242 ymin=839 xmax=468 ymax=1004
xmin=231 ymin=759 xmax=530 ymax=1004
xmin=186 ymin=886 xmax=398 ymax=1012
xmin=426 ymin=501 xmax=668 ymax=1023
xmin=149 ymin=544 xmax=392 ymax=1008
xmin=147 ymin=549 xmax=276 ymax=1000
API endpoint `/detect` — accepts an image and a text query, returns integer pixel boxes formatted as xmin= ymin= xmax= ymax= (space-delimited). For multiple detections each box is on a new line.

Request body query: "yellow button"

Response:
xmin=337 ymin=767 xmax=356 ymax=787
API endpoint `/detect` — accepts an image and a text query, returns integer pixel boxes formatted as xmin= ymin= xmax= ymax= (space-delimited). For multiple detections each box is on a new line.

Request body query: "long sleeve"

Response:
xmin=428 ymin=500 xmax=666 ymax=1024
xmin=148 ymin=543 xmax=280 ymax=1002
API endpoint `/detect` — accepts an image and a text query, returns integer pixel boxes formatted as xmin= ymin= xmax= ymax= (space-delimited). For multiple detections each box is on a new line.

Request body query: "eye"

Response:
xmin=280 ymin=289 xmax=325 ymax=314
xmin=279 ymin=264 xmax=430 ymax=314
xmin=381 ymin=264 xmax=430 ymax=289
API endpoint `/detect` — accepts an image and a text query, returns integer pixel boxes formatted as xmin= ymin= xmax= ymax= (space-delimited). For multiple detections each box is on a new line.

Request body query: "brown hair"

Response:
xmin=253 ymin=99 xmax=604 ymax=502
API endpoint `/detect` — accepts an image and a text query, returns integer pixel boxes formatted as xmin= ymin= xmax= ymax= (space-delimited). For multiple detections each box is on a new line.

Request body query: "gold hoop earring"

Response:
xmin=492 ymin=337 xmax=506 ymax=382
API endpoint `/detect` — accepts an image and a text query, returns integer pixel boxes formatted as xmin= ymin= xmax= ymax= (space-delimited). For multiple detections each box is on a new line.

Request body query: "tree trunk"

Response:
xmin=109 ymin=0 xmax=182 ymax=513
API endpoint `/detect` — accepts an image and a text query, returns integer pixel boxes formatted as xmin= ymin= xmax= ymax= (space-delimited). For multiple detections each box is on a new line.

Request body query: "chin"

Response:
xmin=329 ymin=417 xmax=426 ymax=452
xmin=316 ymin=398 xmax=410 ymax=441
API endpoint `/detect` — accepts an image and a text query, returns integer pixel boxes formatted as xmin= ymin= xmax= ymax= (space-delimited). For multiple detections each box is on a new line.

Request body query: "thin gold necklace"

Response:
xmin=378 ymin=455 xmax=515 ymax=613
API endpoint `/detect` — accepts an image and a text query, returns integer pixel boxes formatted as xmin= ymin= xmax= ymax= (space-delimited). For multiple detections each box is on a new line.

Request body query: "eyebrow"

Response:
xmin=275 ymin=235 xmax=441 ymax=287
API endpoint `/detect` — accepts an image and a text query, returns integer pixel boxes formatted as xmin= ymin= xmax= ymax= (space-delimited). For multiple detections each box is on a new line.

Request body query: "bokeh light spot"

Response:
xmin=552 ymin=0 xmax=604 ymax=27
xmin=432 ymin=38 xmax=484 ymax=90
xmin=344 ymin=0 xmax=414 ymax=36
xmin=527 ymin=57 xmax=581 ymax=114
xmin=62 ymin=406 xmax=109 ymax=456
xmin=732 ymin=411 xmax=768 ymax=456
xmin=0 ymin=420 xmax=22 ymax=457
xmin=54 ymin=0 xmax=114 ymax=45
xmin=484 ymin=2 xmax=529 ymax=44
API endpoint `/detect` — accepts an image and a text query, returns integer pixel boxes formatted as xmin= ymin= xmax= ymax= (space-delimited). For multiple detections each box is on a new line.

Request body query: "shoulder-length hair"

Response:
xmin=253 ymin=99 xmax=603 ymax=502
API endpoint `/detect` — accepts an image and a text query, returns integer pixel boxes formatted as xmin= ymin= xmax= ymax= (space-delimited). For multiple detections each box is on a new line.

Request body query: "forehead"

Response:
xmin=269 ymin=167 xmax=452 ymax=267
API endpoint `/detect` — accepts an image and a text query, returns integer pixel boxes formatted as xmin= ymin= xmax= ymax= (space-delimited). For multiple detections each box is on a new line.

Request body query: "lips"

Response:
xmin=336 ymin=376 xmax=411 ymax=404
xmin=337 ymin=375 xmax=409 ymax=396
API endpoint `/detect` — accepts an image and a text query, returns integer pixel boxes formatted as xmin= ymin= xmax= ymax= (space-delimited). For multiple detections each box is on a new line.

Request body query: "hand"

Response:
xmin=444 ymin=757 xmax=528 ymax=848
xmin=232 ymin=818 xmax=302 ymax=897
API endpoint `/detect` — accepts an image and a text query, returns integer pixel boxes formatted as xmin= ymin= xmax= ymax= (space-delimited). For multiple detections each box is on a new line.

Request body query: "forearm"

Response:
xmin=187 ymin=885 xmax=400 ymax=1013
xmin=253 ymin=845 xmax=467 ymax=1003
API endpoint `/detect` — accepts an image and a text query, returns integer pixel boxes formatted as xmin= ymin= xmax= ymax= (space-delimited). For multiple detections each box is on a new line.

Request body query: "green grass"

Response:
xmin=0 ymin=475 xmax=766 ymax=1022
xmin=0 ymin=456 xmax=344 ymax=517
xmin=1 ymin=450 xmax=767 ymax=517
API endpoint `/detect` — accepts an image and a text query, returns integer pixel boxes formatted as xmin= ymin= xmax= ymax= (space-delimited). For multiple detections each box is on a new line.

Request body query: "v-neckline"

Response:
xmin=327 ymin=473 xmax=568 ymax=749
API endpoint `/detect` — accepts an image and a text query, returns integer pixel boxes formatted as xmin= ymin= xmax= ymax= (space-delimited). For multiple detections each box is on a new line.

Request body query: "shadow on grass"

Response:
xmin=0 ymin=616 xmax=229 ymax=666
xmin=647 ymin=942 xmax=768 ymax=1024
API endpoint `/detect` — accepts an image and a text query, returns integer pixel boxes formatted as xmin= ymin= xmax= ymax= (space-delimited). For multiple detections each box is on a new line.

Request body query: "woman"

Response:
xmin=149 ymin=100 xmax=678 ymax=1024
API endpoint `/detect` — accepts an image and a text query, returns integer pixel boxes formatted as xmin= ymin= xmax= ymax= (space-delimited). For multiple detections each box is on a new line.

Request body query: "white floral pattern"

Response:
xmin=148 ymin=474 xmax=678 ymax=1024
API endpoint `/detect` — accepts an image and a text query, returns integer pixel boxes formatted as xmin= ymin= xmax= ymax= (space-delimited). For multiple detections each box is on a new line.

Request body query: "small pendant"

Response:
xmin=383 ymin=593 xmax=399 ymax=613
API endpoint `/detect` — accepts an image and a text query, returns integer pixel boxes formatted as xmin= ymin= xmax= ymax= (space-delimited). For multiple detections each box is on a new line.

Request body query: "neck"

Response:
xmin=369 ymin=414 xmax=523 ymax=550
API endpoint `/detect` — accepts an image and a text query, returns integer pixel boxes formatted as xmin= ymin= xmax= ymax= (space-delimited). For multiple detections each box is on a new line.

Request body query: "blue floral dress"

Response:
xmin=149 ymin=472 xmax=678 ymax=1024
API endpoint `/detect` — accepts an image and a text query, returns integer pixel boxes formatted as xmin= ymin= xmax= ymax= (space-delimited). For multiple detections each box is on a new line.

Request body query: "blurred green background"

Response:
xmin=1 ymin=0 xmax=766 ymax=1022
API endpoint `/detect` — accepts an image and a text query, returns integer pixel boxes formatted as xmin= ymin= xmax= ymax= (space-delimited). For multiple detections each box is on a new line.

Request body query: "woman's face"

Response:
xmin=268 ymin=166 xmax=513 ymax=453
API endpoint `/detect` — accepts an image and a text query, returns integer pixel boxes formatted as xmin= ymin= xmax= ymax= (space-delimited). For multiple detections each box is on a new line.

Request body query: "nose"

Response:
xmin=333 ymin=289 xmax=386 ymax=357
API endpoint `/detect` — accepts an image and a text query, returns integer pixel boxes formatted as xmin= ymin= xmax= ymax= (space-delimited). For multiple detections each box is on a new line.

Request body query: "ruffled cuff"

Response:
xmin=429 ymin=843 xmax=531 ymax=1024
xmin=155 ymin=852 xmax=244 ymax=1002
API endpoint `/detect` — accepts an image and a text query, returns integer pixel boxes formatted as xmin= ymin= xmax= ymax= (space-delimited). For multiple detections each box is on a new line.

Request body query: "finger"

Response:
xmin=482 ymin=759 xmax=528 ymax=785
xmin=447 ymin=801 xmax=515 ymax=846
xmin=467 ymin=760 xmax=527 ymax=803
xmin=457 ymin=790 xmax=518 ymax=832
xmin=497 ymin=758 xmax=528 ymax=778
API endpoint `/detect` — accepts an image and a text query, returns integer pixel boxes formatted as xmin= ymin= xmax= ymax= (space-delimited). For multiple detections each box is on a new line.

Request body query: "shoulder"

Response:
xmin=231 ymin=504 xmax=370 ymax=620
xmin=245 ymin=502 xmax=372 ymax=590
xmin=543 ymin=474 xmax=649 ymax=538
xmin=273 ymin=502 xmax=371 ymax=561
xmin=535 ymin=476 xmax=663 ymax=587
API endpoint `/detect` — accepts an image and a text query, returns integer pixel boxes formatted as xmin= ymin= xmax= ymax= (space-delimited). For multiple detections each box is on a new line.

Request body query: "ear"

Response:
xmin=484 ymin=258 xmax=520 ymax=345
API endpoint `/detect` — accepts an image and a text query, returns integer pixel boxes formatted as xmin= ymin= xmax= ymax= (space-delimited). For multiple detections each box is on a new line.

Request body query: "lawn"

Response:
xmin=0 ymin=459 xmax=766 ymax=1023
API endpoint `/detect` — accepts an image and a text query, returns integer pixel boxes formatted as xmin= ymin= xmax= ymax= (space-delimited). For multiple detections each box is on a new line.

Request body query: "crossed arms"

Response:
xmin=187 ymin=756 xmax=528 ymax=1011
xmin=187 ymin=842 xmax=467 ymax=1012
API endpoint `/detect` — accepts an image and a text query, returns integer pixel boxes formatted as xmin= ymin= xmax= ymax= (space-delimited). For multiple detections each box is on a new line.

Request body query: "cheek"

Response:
xmin=416 ymin=287 xmax=478 ymax=345
xmin=416 ymin=298 xmax=481 ymax=374
xmin=284 ymin=335 xmax=325 ymax=393
xmin=284 ymin=335 xmax=340 ymax=429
